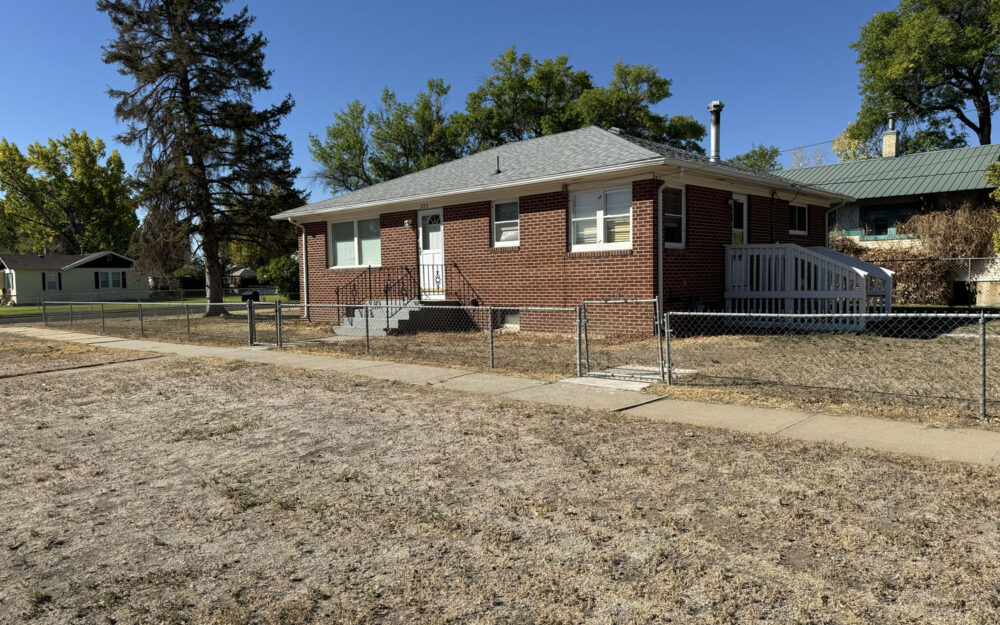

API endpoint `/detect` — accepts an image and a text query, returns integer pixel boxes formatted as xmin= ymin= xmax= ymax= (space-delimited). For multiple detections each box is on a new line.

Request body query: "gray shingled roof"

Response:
xmin=774 ymin=143 xmax=1000 ymax=200
xmin=0 ymin=251 xmax=130 ymax=271
xmin=275 ymin=126 xmax=845 ymax=220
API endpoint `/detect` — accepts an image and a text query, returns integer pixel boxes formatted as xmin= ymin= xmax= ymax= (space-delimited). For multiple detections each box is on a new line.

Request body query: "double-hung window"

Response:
xmin=492 ymin=200 xmax=519 ymax=247
xmin=96 ymin=270 xmax=126 ymax=289
xmin=329 ymin=217 xmax=381 ymax=267
xmin=44 ymin=272 xmax=60 ymax=291
xmin=661 ymin=185 xmax=685 ymax=248
xmin=570 ymin=187 xmax=632 ymax=251
xmin=789 ymin=204 xmax=808 ymax=235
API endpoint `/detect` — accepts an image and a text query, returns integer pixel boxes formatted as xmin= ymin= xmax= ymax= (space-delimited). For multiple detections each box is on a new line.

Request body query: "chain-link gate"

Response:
xmin=580 ymin=298 xmax=666 ymax=382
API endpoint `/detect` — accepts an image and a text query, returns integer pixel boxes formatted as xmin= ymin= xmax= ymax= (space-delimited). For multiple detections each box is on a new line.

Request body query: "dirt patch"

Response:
xmin=0 ymin=334 xmax=153 ymax=377
xmin=2 ymin=345 xmax=1000 ymax=623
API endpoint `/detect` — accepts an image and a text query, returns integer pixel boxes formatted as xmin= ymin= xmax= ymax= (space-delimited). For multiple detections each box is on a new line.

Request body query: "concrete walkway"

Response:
xmin=5 ymin=325 xmax=1000 ymax=467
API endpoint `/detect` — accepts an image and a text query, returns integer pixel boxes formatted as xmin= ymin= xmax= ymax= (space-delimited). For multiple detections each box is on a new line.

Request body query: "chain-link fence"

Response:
xmin=665 ymin=311 xmax=1000 ymax=419
xmin=297 ymin=303 xmax=589 ymax=377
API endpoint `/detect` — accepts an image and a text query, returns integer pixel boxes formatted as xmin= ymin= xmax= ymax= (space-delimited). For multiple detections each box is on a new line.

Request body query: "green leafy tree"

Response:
xmin=574 ymin=62 xmax=705 ymax=152
xmin=728 ymin=144 xmax=782 ymax=172
xmin=0 ymin=130 xmax=137 ymax=254
xmin=311 ymin=79 xmax=464 ymax=195
xmin=100 ymin=0 xmax=302 ymax=314
xmin=462 ymin=47 xmax=593 ymax=150
xmin=850 ymin=0 xmax=1000 ymax=147
xmin=257 ymin=255 xmax=298 ymax=298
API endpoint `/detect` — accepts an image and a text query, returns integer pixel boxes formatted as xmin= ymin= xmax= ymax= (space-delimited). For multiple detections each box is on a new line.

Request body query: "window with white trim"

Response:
xmin=44 ymin=272 xmax=59 ymax=291
xmin=570 ymin=187 xmax=632 ymax=251
xmin=789 ymin=204 xmax=808 ymax=235
xmin=96 ymin=270 xmax=127 ymax=289
xmin=3 ymin=271 xmax=12 ymax=291
xmin=661 ymin=185 xmax=685 ymax=248
xmin=492 ymin=200 xmax=519 ymax=247
xmin=329 ymin=217 xmax=381 ymax=267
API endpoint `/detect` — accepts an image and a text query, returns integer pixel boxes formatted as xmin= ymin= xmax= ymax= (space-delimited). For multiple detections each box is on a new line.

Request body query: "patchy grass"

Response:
xmin=2 ymin=343 xmax=1000 ymax=623
xmin=0 ymin=333 xmax=153 ymax=377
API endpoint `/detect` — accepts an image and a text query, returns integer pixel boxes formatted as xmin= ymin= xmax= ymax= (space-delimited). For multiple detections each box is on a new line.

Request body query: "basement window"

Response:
xmin=570 ymin=187 xmax=632 ymax=252
xmin=789 ymin=204 xmax=808 ymax=235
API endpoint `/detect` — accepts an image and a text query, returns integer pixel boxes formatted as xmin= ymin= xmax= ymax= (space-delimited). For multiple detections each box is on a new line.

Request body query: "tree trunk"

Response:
xmin=202 ymin=227 xmax=228 ymax=317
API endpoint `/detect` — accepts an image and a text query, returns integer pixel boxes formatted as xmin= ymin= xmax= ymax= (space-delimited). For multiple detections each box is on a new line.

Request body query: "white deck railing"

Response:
xmin=725 ymin=244 xmax=894 ymax=330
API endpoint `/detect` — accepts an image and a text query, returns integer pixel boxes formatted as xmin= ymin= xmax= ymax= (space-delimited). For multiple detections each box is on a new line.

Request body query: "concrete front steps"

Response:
xmin=333 ymin=300 xmax=478 ymax=337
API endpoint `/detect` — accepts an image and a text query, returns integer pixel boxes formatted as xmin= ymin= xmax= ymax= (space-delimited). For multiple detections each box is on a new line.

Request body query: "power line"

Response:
xmin=776 ymin=105 xmax=986 ymax=155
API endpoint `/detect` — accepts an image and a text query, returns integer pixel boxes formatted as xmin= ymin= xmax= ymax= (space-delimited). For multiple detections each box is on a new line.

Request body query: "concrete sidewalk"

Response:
xmin=5 ymin=325 xmax=1000 ymax=467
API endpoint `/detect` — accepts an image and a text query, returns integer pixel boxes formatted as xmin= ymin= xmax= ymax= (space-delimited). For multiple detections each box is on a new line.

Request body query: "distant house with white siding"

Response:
xmin=0 ymin=251 xmax=149 ymax=306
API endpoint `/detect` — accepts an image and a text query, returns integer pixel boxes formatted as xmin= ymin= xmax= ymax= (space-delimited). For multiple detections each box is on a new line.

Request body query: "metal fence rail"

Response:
xmin=664 ymin=310 xmax=1000 ymax=419
xmin=37 ymin=298 xmax=1000 ymax=421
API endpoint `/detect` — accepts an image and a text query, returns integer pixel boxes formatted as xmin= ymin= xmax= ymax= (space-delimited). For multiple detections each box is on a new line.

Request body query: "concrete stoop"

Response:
xmin=332 ymin=301 xmax=477 ymax=337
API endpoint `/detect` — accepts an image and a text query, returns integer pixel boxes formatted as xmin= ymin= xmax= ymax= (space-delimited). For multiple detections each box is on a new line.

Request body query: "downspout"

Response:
xmin=657 ymin=181 xmax=666 ymax=305
xmin=289 ymin=218 xmax=309 ymax=320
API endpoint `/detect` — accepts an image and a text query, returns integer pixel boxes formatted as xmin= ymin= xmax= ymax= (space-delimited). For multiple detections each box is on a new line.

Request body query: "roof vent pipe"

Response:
xmin=708 ymin=100 xmax=724 ymax=163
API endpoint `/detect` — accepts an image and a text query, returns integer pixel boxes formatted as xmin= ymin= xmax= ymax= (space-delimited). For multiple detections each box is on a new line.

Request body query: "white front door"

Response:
xmin=418 ymin=209 xmax=445 ymax=300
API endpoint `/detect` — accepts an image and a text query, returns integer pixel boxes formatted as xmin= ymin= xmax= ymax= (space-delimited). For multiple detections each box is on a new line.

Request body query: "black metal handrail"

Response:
xmin=446 ymin=262 xmax=482 ymax=307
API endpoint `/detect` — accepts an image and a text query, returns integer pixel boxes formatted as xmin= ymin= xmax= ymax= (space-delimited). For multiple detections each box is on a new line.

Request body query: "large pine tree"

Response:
xmin=99 ymin=0 xmax=301 ymax=313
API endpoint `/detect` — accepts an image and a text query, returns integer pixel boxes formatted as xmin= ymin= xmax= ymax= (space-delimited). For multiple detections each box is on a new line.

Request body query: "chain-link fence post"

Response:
xmin=69 ymin=303 xmax=74 ymax=328
xmin=42 ymin=301 xmax=47 ymax=326
xmin=575 ymin=306 xmax=583 ymax=377
xmin=185 ymin=304 xmax=191 ymax=342
xmin=655 ymin=296 xmax=665 ymax=382
xmin=100 ymin=303 xmax=106 ymax=334
xmin=664 ymin=311 xmax=673 ymax=386
xmin=582 ymin=302 xmax=591 ymax=373
xmin=364 ymin=303 xmax=371 ymax=354
xmin=138 ymin=302 xmax=144 ymax=338
xmin=980 ymin=311 xmax=987 ymax=420
xmin=247 ymin=300 xmax=255 ymax=345
xmin=275 ymin=301 xmax=283 ymax=348
xmin=488 ymin=306 xmax=495 ymax=368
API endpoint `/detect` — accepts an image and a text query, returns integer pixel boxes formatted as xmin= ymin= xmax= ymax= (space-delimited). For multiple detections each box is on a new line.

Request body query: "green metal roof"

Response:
xmin=773 ymin=143 xmax=1000 ymax=200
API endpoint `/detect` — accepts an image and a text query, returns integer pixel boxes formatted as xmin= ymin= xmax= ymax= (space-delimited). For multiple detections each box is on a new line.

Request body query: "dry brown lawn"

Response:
xmin=2 ymin=339 xmax=1000 ymax=623
xmin=0 ymin=335 xmax=154 ymax=377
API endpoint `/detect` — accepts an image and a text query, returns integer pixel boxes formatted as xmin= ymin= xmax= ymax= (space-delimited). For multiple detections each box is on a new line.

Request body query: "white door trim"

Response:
xmin=418 ymin=208 xmax=445 ymax=301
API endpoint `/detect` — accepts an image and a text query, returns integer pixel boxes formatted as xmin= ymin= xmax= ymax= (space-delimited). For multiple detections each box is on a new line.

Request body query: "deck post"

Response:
xmin=575 ymin=306 xmax=583 ymax=377
xmin=488 ymin=306 xmax=495 ymax=368
xmin=980 ymin=311 xmax=987 ymax=420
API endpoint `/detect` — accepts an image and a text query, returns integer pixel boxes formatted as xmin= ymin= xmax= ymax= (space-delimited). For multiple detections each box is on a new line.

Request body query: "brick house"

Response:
xmin=273 ymin=124 xmax=856 ymax=330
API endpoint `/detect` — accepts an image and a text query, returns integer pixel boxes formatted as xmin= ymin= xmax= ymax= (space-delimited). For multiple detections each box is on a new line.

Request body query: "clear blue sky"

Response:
xmin=0 ymin=0 xmax=899 ymax=202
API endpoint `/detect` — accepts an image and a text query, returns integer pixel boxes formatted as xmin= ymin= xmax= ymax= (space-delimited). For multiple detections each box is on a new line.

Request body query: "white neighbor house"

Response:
xmin=0 ymin=251 xmax=149 ymax=306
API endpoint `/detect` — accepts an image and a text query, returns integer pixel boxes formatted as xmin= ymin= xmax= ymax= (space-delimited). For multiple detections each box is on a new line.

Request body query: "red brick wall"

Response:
xmin=298 ymin=180 xmax=831 ymax=325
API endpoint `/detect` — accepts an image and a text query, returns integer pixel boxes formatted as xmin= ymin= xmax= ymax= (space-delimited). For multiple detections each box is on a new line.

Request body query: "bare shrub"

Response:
xmin=831 ymin=204 xmax=1000 ymax=305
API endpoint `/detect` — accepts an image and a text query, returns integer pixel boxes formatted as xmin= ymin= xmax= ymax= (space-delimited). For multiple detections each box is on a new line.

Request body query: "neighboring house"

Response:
xmin=274 ymin=111 xmax=884 ymax=332
xmin=227 ymin=267 xmax=258 ymax=288
xmin=0 ymin=251 xmax=149 ymax=306
xmin=777 ymin=122 xmax=1000 ymax=249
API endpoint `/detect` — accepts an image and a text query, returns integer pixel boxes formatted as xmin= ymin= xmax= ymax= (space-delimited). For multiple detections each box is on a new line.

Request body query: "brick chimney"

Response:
xmin=882 ymin=112 xmax=899 ymax=157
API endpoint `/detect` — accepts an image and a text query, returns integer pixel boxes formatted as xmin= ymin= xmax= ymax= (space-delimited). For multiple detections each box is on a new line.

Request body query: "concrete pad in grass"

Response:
xmin=501 ymin=382 xmax=652 ymax=412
